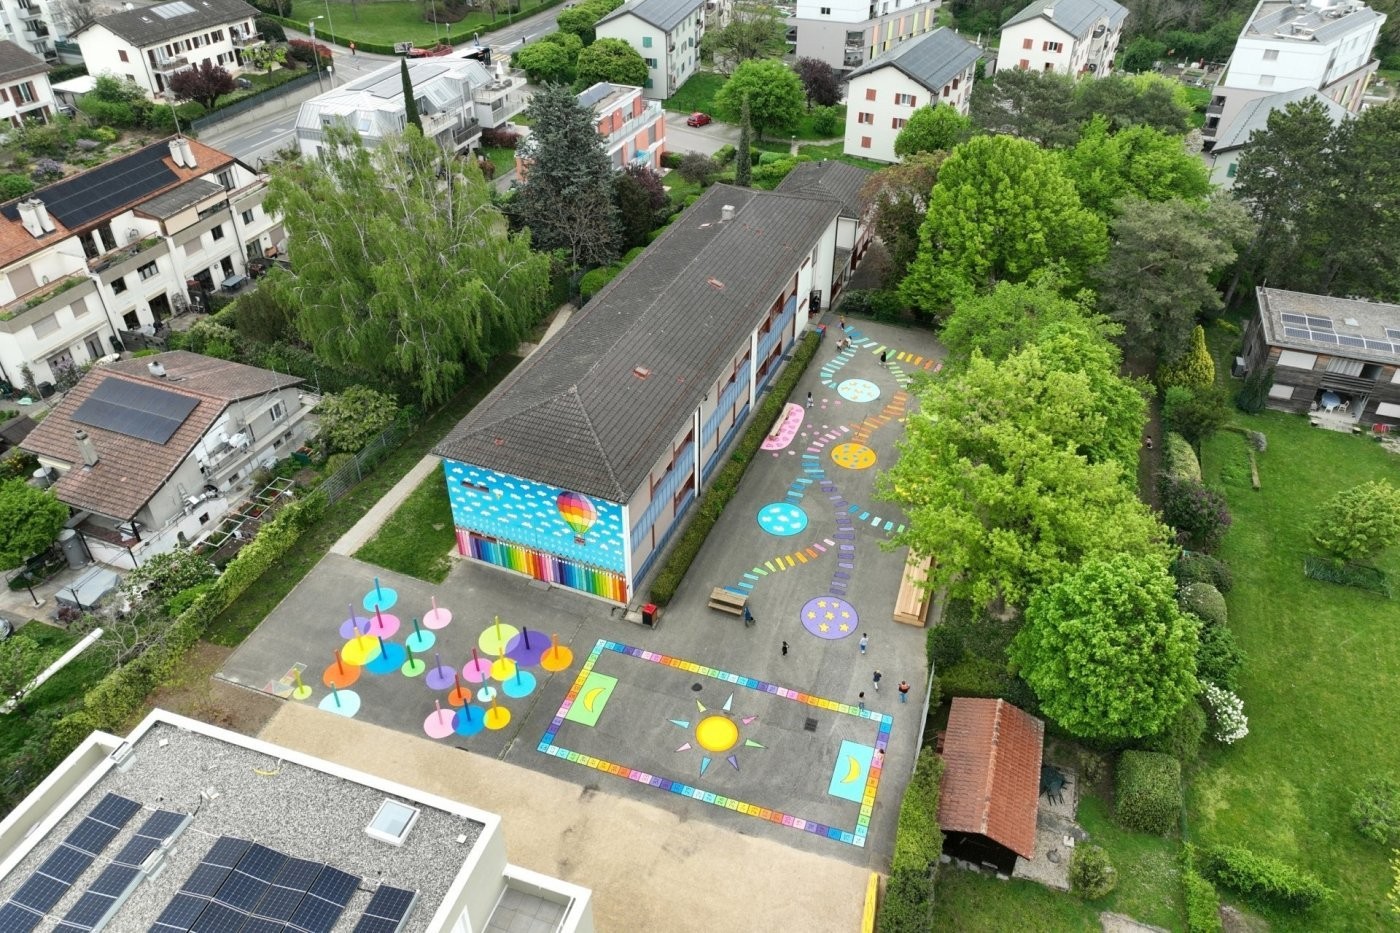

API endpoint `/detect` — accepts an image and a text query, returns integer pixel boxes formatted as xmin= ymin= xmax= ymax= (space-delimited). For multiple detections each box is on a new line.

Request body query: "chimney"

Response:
xmin=33 ymin=199 xmax=55 ymax=233
xmin=147 ymin=361 xmax=168 ymax=378
xmin=74 ymin=429 xmax=99 ymax=468
xmin=169 ymin=139 xmax=187 ymax=167
xmin=17 ymin=200 xmax=43 ymax=238
xmin=179 ymin=138 xmax=197 ymax=168
xmin=721 ymin=204 xmax=735 ymax=221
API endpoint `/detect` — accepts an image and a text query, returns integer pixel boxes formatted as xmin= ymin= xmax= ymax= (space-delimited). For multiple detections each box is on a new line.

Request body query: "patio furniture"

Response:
xmin=1321 ymin=391 xmax=1343 ymax=412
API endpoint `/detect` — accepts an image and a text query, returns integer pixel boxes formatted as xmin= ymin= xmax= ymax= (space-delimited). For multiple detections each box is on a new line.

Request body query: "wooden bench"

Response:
xmin=893 ymin=554 xmax=933 ymax=626
xmin=708 ymin=586 xmax=748 ymax=615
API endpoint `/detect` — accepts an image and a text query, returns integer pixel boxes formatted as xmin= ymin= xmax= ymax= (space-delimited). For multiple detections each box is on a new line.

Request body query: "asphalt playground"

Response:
xmin=218 ymin=317 xmax=945 ymax=868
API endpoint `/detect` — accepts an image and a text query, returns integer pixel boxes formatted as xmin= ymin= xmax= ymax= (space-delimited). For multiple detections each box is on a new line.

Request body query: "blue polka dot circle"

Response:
xmin=757 ymin=502 xmax=809 ymax=537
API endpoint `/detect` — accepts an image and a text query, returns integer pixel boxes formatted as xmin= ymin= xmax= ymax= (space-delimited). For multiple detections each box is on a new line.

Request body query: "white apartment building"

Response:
xmin=1202 ymin=0 xmax=1384 ymax=151
xmin=294 ymin=55 xmax=527 ymax=159
xmin=0 ymin=0 xmax=58 ymax=62
xmin=844 ymin=26 xmax=980 ymax=161
xmin=0 ymin=38 xmax=55 ymax=125
xmin=595 ymin=0 xmax=708 ymax=99
xmin=0 ymin=137 xmax=281 ymax=391
xmin=72 ymin=0 xmax=262 ymax=99
xmin=998 ymin=0 xmax=1127 ymax=76
xmin=793 ymin=0 xmax=940 ymax=71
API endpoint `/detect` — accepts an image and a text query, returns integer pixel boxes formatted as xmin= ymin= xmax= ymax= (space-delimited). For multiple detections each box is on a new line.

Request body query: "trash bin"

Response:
xmin=641 ymin=603 xmax=658 ymax=628
xmin=58 ymin=529 xmax=88 ymax=569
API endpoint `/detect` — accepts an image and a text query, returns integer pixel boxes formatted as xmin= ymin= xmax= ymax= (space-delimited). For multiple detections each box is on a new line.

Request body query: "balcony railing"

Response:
xmin=0 ymin=271 xmax=88 ymax=322
xmin=88 ymin=235 xmax=163 ymax=273
xmin=153 ymin=56 xmax=189 ymax=73
xmin=601 ymin=103 xmax=662 ymax=146
xmin=231 ymin=32 xmax=263 ymax=48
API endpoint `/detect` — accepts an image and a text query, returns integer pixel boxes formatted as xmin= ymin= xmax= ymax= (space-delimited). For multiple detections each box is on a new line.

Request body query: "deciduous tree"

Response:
xmin=938 ymin=270 xmax=1113 ymax=366
xmin=857 ymin=151 xmax=943 ymax=283
xmin=513 ymin=38 xmax=577 ymax=84
xmin=701 ymin=1 xmax=787 ymax=72
xmin=795 ymin=57 xmax=840 ymax=107
xmin=0 ymin=480 xmax=67 ymax=570
xmin=968 ymin=68 xmax=1079 ymax=148
xmin=894 ymin=105 xmax=972 ymax=158
xmin=1061 ymin=118 xmax=1210 ymax=217
xmin=613 ymin=164 xmax=668 ymax=247
xmin=574 ymin=37 xmax=648 ymax=88
xmin=1310 ymin=480 xmax=1400 ymax=566
xmin=169 ymin=60 xmax=235 ymax=110
xmin=1011 ymin=554 xmax=1200 ymax=740
xmin=714 ymin=59 xmax=804 ymax=138
xmin=1071 ymin=73 xmax=1192 ymax=134
xmin=266 ymin=128 xmax=549 ymax=406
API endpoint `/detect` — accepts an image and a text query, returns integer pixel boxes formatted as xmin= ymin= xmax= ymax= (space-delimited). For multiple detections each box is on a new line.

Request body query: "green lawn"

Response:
xmin=481 ymin=146 xmax=518 ymax=179
xmin=353 ymin=471 xmax=456 ymax=583
xmin=1183 ymin=85 xmax=1212 ymax=130
xmin=202 ymin=355 xmax=519 ymax=647
xmin=663 ymin=71 xmax=726 ymax=117
xmin=0 ymin=624 xmax=110 ymax=762
xmin=284 ymin=0 xmax=566 ymax=47
xmin=1191 ymin=410 xmax=1400 ymax=930
xmin=795 ymin=140 xmax=884 ymax=169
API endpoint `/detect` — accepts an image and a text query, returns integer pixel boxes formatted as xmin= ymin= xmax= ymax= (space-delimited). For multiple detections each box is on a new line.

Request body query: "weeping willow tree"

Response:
xmin=265 ymin=126 xmax=550 ymax=406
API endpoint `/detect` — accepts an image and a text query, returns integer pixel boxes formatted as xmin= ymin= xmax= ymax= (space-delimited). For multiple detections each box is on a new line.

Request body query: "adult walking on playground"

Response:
xmin=898 ymin=680 xmax=910 ymax=703
xmin=858 ymin=633 xmax=868 ymax=654
xmin=872 ymin=669 xmax=882 ymax=691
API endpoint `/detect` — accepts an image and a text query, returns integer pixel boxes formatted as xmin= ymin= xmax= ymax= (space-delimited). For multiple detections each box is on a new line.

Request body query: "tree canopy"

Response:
xmin=701 ymin=1 xmax=787 ymax=71
xmin=1071 ymin=73 xmax=1192 ymax=134
xmin=0 ymin=480 xmax=68 ymax=570
xmin=938 ymin=271 xmax=1117 ymax=368
xmin=169 ymin=61 xmax=235 ymax=110
xmin=1310 ymin=481 xmax=1400 ymax=566
xmin=714 ymin=59 xmax=805 ymax=138
xmin=894 ymin=105 xmax=973 ymax=158
xmin=266 ymin=127 xmax=549 ymax=406
xmin=512 ymin=37 xmax=578 ymax=84
xmin=969 ymin=68 xmax=1080 ymax=148
xmin=795 ymin=57 xmax=841 ymax=107
xmin=317 ymin=386 xmax=400 ymax=453
xmin=575 ymin=37 xmax=648 ymax=88
xmin=1011 ymin=554 xmax=1200 ymax=740
xmin=857 ymin=151 xmax=943 ymax=285
xmin=899 ymin=135 xmax=1108 ymax=312
xmin=1061 ymin=118 xmax=1210 ymax=217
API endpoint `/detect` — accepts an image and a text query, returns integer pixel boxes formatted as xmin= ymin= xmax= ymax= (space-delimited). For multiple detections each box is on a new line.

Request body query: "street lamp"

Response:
xmin=320 ymin=0 xmax=337 ymax=84
xmin=308 ymin=17 xmax=326 ymax=92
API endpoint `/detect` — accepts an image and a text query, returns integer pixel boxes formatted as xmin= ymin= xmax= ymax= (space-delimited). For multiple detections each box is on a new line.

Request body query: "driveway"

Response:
xmin=663 ymin=119 xmax=742 ymax=156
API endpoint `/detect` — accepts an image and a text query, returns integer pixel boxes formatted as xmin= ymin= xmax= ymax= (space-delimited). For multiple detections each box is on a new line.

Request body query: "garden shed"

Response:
xmin=938 ymin=697 xmax=1045 ymax=874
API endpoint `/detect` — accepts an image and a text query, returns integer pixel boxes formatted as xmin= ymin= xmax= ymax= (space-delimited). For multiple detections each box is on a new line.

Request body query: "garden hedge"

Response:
xmin=648 ymin=331 xmax=819 ymax=604
xmin=1175 ymin=551 xmax=1233 ymax=593
xmin=1115 ymin=750 xmax=1181 ymax=836
xmin=879 ymin=748 xmax=944 ymax=932
xmin=1183 ymin=857 xmax=1223 ymax=932
xmin=1179 ymin=582 xmax=1227 ymax=629
xmin=1163 ymin=431 xmax=1202 ymax=481
xmin=263 ymin=0 xmax=573 ymax=56
xmin=1198 ymin=844 xmax=1333 ymax=911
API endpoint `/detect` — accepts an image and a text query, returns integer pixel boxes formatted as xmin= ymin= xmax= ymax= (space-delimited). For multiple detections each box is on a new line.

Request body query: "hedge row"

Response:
xmin=1198 ymin=844 xmax=1333 ymax=911
xmin=648 ymin=330 xmax=820 ymax=605
xmin=1163 ymin=431 xmax=1201 ymax=482
xmin=1115 ymin=750 xmax=1181 ymax=836
xmin=1182 ymin=848 xmax=1224 ymax=932
xmin=880 ymin=747 xmax=945 ymax=933
xmin=44 ymin=491 xmax=327 ymax=760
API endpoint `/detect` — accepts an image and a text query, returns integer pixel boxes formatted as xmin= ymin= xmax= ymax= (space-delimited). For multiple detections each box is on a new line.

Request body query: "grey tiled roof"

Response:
xmin=1003 ymin=0 xmax=1127 ymax=37
xmin=0 ymin=40 xmax=48 ymax=83
xmin=598 ymin=0 xmax=704 ymax=33
xmin=846 ymin=27 xmax=981 ymax=95
xmin=136 ymin=177 xmax=227 ymax=219
xmin=435 ymin=185 xmax=845 ymax=501
xmin=1257 ymin=287 xmax=1400 ymax=366
xmin=1212 ymin=87 xmax=1348 ymax=152
xmin=79 ymin=0 xmax=256 ymax=46
xmin=774 ymin=160 xmax=871 ymax=219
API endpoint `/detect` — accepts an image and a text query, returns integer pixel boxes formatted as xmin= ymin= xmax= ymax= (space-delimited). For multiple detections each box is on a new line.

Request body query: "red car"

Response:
xmin=685 ymin=112 xmax=712 ymax=127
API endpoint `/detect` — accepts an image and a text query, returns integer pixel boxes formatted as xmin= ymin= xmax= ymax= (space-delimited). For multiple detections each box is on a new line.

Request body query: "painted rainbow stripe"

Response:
xmin=538 ymin=639 xmax=893 ymax=848
xmin=462 ymin=532 xmax=628 ymax=602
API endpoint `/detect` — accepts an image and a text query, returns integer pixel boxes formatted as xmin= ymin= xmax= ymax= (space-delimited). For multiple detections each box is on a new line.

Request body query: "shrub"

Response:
xmin=881 ymin=749 xmax=944 ymax=931
xmin=316 ymin=387 xmax=399 ymax=454
xmin=1197 ymin=844 xmax=1332 ymax=911
xmin=1162 ymin=431 xmax=1201 ymax=481
xmin=1200 ymin=682 xmax=1248 ymax=744
xmin=30 ymin=158 xmax=63 ymax=182
xmin=1115 ymin=750 xmax=1181 ymax=835
xmin=1178 ymin=582 xmax=1226 ymax=628
xmin=0 ymin=173 xmax=33 ymax=198
xmin=937 ymin=656 xmax=1012 ymax=699
xmin=481 ymin=126 xmax=522 ymax=149
xmin=927 ymin=618 xmax=965 ymax=669
xmin=879 ymin=867 xmax=934 ymax=932
xmin=675 ymin=151 xmax=718 ymax=186
xmin=91 ymin=126 xmax=120 ymax=144
xmin=287 ymin=38 xmax=331 ymax=68
xmin=1235 ymin=364 xmax=1274 ymax=413
xmin=1142 ymin=697 xmax=1207 ymax=763
xmin=712 ymin=143 xmax=736 ymax=165
xmin=660 ymin=150 xmax=683 ymax=169
xmin=1160 ymin=475 xmax=1232 ymax=552
xmin=753 ymin=156 xmax=801 ymax=186
xmin=810 ymin=104 xmax=841 ymax=136
xmin=1196 ymin=622 xmax=1243 ymax=691
xmin=255 ymin=15 xmax=286 ymax=41
xmin=1070 ymin=845 xmax=1117 ymax=899
xmin=1351 ymin=775 xmax=1400 ymax=847
xmin=580 ymin=264 xmax=622 ymax=302
xmin=1175 ymin=552 xmax=1232 ymax=593
xmin=1183 ymin=857 xmax=1223 ymax=932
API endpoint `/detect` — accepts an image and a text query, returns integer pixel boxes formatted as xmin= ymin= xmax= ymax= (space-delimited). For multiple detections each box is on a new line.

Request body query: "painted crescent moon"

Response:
xmin=841 ymin=754 xmax=861 ymax=784
xmin=584 ymin=686 xmax=605 ymax=711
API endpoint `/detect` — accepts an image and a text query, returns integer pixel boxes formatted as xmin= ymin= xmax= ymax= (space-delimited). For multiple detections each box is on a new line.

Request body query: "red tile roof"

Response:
xmin=22 ymin=352 xmax=300 ymax=521
xmin=938 ymin=698 xmax=1044 ymax=860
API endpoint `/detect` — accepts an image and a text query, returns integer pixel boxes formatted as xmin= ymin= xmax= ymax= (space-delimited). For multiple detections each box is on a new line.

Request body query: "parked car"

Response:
xmin=235 ymin=77 xmax=254 ymax=89
xmin=685 ymin=112 xmax=712 ymax=127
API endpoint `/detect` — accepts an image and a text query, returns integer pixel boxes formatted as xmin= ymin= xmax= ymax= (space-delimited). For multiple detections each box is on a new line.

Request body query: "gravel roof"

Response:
xmin=0 ymin=720 xmax=483 ymax=933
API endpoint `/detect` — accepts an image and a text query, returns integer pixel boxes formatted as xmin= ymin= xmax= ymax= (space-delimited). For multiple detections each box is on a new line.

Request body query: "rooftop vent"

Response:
xmin=75 ymin=429 xmax=99 ymax=468
xmin=365 ymin=799 xmax=420 ymax=846
xmin=633 ymin=366 xmax=651 ymax=379
xmin=148 ymin=361 xmax=168 ymax=378
xmin=721 ymin=204 xmax=735 ymax=221
xmin=169 ymin=139 xmax=187 ymax=167
xmin=1344 ymin=317 xmax=1360 ymax=326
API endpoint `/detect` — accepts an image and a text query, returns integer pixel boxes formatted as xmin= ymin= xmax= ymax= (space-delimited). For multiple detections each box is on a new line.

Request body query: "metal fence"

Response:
xmin=317 ymin=420 xmax=414 ymax=505
xmin=190 ymin=72 xmax=321 ymax=133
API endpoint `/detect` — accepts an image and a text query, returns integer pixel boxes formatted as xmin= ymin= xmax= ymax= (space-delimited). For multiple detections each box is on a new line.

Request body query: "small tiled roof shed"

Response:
xmin=938 ymin=697 xmax=1044 ymax=867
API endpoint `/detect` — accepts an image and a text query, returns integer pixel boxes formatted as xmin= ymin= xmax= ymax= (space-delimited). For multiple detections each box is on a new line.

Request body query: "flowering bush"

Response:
xmin=1201 ymin=682 xmax=1248 ymax=744
xmin=1160 ymin=475 xmax=1233 ymax=552
xmin=30 ymin=158 xmax=64 ymax=182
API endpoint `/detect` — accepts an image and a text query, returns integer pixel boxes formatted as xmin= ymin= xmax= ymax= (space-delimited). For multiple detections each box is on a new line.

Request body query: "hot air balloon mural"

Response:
xmin=557 ymin=491 xmax=598 ymax=543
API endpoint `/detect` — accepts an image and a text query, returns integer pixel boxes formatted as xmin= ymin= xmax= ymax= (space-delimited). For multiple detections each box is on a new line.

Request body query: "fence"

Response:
xmin=190 ymin=72 xmax=322 ymax=133
xmin=317 ymin=419 xmax=414 ymax=504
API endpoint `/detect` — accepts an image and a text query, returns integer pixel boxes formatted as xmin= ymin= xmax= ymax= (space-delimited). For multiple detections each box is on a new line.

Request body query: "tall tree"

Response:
xmin=1094 ymin=194 xmax=1253 ymax=363
xmin=938 ymin=270 xmax=1114 ymax=367
xmin=735 ymin=95 xmax=753 ymax=187
xmin=1061 ymin=118 xmax=1210 ymax=217
xmin=714 ymin=59 xmax=805 ymax=139
xmin=266 ymin=128 xmax=549 ymax=406
xmin=168 ymin=61 xmax=235 ymax=110
xmin=894 ymin=105 xmax=973 ymax=158
xmin=794 ymin=57 xmax=841 ymax=107
xmin=857 ymin=151 xmax=943 ymax=284
xmin=1312 ymin=101 xmax=1400 ymax=300
xmin=513 ymin=84 xmax=621 ymax=268
xmin=701 ymin=0 xmax=787 ymax=73
xmin=968 ymin=68 xmax=1080 ymax=148
xmin=1310 ymin=481 xmax=1400 ymax=566
xmin=400 ymin=60 xmax=422 ymax=132
xmin=512 ymin=39 xmax=577 ymax=84
xmin=1011 ymin=554 xmax=1200 ymax=740
xmin=613 ymin=164 xmax=668 ymax=247
xmin=1157 ymin=324 xmax=1215 ymax=390
xmin=1071 ymin=73 xmax=1192 ymax=134
xmin=574 ymin=37 xmax=648 ymax=88
xmin=899 ymin=135 xmax=1108 ymax=312
xmin=0 ymin=481 xmax=67 ymax=570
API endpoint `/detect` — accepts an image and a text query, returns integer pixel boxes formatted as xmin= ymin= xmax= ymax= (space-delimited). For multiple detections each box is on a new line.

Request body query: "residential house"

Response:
xmin=516 ymin=82 xmax=666 ymax=178
xmin=72 ymin=0 xmax=262 ymax=99
xmin=0 ymin=136 xmax=280 ymax=390
xmin=844 ymin=27 xmax=981 ymax=162
xmin=1241 ymin=287 xmax=1400 ymax=431
xmin=0 ymin=709 xmax=596 ymax=932
xmin=0 ymin=38 xmax=54 ymax=124
xmin=793 ymin=0 xmax=940 ymax=72
xmin=998 ymin=0 xmax=1127 ymax=76
xmin=434 ymin=165 xmax=870 ymax=604
xmin=21 ymin=351 xmax=316 ymax=565
xmin=1202 ymin=0 xmax=1384 ymax=153
xmin=1205 ymin=86 xmax=1348 ymax=186
xmin=294 ymin=55 xmax=528 ymax=159
xmin=0 ymin=0 xmax=58 ymax=62
xmin=938 ymin=697 xmax=1044 ymax=873
xmin=595 ymin=0 xmax=708 ymax=99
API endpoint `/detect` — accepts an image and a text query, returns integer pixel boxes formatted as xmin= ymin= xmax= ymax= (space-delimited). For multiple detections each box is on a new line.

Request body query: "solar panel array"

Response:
xmin=152 ymin=1 xmax=196 ymax=17
xmin=0 ymin=793 xmax=142 ymax=933
xmin=153 ymin=836 xmax=363 ymax=933
xmin=352 ymin=886 xmax=418 ymax=933
xmin=10 ymin=142 xmax=179 ymax=230
xmin=1279 ymin=312 xmax=1400 ymax=358
xmin=50 ymin=809 xmax=190 ymax=933
xmin=71 ymin=378 xmax=200 ymax=445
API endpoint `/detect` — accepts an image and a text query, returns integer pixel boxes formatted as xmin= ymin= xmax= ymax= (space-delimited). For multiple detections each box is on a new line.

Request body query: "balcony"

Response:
xmin=17 ymin=5 xmax=41 ymax=19
xmin=601 ymin=103 xmax=662 ymax=147
xmin=152 ymin=55 xmax=190 ymax=73
xmin=1206 ymin=102 xmax=1224 ymax=116
xmin=0 ymin=271 xmax=89 ymax=324
xmin=88 ymin=235 xmax=164 ymax=275
xmin=231 ymin=32 xmax=264 ymax=48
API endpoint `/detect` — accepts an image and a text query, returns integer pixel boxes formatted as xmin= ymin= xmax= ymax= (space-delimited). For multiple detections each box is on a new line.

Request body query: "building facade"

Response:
xmin=0 ymin=137 xmax=280 ymax=390
xmin=72 ymin=0 xmax=262 ymax=99
xmin=1202 ymin=0 xmax=1384 ymax=152
xmin=998 ymin=0 xmax=1127 ymax=76
xmin=1204 ymin=86 xmax=1348 ymax=186
xmin=517 ymin=81 xmax=665 ymax=178
xmin=0 ymin=37 xmax=54 ymax=125
xmin=844 ymin=27 xmax=981 ymax=162
xmin=793 ymin=0 xmax=940 ymax=71
xmin=295 ymin=56 xmax=528 ymax=159
xmin=434 ymin=166 xmax=870 ymax=605
xmin=595 ymin=0 xmax=708 ymax=99
xmin=0 ymin=0 xmax=60 ymax=62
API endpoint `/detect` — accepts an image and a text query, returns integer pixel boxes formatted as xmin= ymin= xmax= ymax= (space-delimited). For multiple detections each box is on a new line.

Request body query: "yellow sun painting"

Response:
xmin=669 ymin=693 xmax=764 ymax=775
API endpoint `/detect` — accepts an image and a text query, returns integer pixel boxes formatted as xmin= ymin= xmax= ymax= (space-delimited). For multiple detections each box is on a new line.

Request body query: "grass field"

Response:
xmin=354 ymin=471 xmax=456 ymax=583
xmin=1191 ymin=410 xmax=1400 ymax=929
xmin=664 ymin=71 xmax=846 ymax=141
xmin=481 ymin=146 xmax=518 ymax=179
xmin=284 ymin=0 xmax=564 ymax=46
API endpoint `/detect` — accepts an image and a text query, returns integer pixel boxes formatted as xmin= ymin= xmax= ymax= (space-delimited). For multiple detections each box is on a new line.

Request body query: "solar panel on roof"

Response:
xmin=153 ymin=891 xmax=211 ymax=930
xmin=89 ymin=794 xmax=142 ymax=827
xmin=1366 ymin=339 xmax=1394 ymax=351
xmin=38 ymin=845 xmax=92 ymax=883
xmin=1280 ymin=312 xmax=1308 ymax=325
xmin=235 ymin=845 xmax=288 ymax=885
xmin=12 ymin=872 xmax=68 ymax=910
xmin=1387 ymin=327 xmax=1400 ymax=340
xmin=0 ymin=901 xmax=43 ymax=933
xmin=1284 ymin=326 xmax=1310 ymax=340
xmin=72 ymin=378 xmax=199 ymax=444
xmin=239 ymin=917 xmax=286 ymax=933
xmin=204 ymin=836 xmax=253 ymax=869
xmin=1339 ymin=334 xmax=1367 ymax=348
xmin=352 ymin=885 xmax=418 ymax=933
xmin=1306 ymin=316 xmax=1333 ymax=329
xmin=191 ymin=900 xmax=248 ymax=932
xmin=306 ymin=866 xmax=359 ymax=906
xmin=3 ymin=144 xmax=178 ymax=230
xmin=1311 ymin=331 xmax=1337 ymax=343
xmin=138 ymin=810 xmax=190 ymax=842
